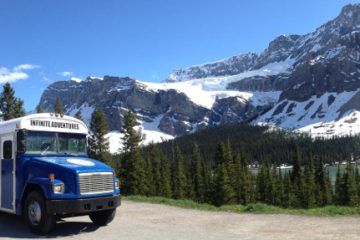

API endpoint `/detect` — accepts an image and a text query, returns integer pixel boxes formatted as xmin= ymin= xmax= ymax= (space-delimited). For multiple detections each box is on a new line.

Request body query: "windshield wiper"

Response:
xmin=41 ymin=145 xmax=51 ymax=155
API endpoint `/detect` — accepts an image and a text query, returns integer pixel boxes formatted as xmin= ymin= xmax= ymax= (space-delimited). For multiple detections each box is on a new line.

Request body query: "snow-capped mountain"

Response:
xmin=38 ymin=4 xmax=360 ymax=152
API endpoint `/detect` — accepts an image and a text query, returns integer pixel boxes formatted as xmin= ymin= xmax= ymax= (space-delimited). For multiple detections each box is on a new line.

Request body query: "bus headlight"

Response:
xmin=115 ymin=179 xmax=120 ymax=189
xmin=53 ymin=183 xmax=65 ymax=194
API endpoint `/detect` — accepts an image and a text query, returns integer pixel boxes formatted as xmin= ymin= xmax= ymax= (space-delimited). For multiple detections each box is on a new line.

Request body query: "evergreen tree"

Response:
xmin=159 ymin=151 xmax=172 ymax=198
xmin=334 ymin=165 xmax=343 ymax=205
xmin=144 ymin=153 xmax=154 ymax=196
xmin=355 ymin=167 xmax=360 ymax=198
xmin=14 ymin=98 xmax=25 ymax=118
xmin=119 ymin=110 xmax=146 ymax=195
xmin=342 ymin=162 xmax=358 ymax=206
xmin=120 ymin=110 xmax=141 ymax=153
xmin=256 ymin=157 xmax=272 ymax=203
xmin=213 ymin=163 xmax=235 ymax=206
xmin=148 ymin=144 xmax=162 ymax=196
xmin=36 ymin=104 xmax=43 ymax=113
xmin=88 ymin=109 xmax=110 ymax=163
xmin=171 ymin=145 xmax=187 ymax=199
xmin=272 ymin=167 xmax=283 ymax=206
xmin=190 ymin=143 xmax=205 ymax=202
xmin=74 ymin=111 xmax=83 ymax=121
xmin=54 ymin=97 xmax=64 ymax=114
xmin=212 ymin=141 xmax=236 ymax=205
xmin=124 ymin=147 xmax=146 ymax=195
xmin=303 ymin=158 xmax=316 ymax=208
xmin=314 ymin=157 xmax=332 ymax=206
xmin=0 ymin=82 xmax=25 ymax=120
xmin=291 ymin=146 xmax=304 ymax=207
xmin=282 ymin=173 xmax=294 ymax=208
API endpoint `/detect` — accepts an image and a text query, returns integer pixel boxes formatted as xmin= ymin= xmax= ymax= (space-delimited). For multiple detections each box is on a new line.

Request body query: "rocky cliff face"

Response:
xmin=39 ymin=4 xmax=360 ymax=146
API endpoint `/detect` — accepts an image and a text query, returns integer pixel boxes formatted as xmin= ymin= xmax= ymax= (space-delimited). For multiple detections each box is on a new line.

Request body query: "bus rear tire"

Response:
xmin=24 ymin=191 xmax=56 ymax=235
xmin=89 ymin=209 xmax=116 ymax=226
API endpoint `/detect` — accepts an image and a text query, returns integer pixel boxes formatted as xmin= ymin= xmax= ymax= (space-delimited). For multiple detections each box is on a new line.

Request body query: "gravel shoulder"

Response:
xmin=0 ymin=200 xmax=359 ymax=240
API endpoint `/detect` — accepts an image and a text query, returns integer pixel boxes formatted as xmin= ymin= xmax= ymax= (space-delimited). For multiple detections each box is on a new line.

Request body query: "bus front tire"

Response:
xmin=89 ymin=209 xmax=116 ymax=226
xmin=24 ymin=191 xmax=56 ymax=235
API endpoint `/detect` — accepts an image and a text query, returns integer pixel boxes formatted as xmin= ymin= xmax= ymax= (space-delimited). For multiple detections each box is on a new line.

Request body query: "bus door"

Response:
xmin=0 ymin=135 xmax=15 ymax=212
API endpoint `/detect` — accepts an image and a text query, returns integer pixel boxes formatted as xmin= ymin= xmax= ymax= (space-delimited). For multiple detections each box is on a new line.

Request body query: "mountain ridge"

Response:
xmin=38 ymin=3 xmax=360 ymax=152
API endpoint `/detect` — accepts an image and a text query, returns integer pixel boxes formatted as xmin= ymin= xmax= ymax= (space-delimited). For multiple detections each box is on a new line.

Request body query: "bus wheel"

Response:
xmin=89 ymin=209 xmax=116 ymax=226
xmin=24 ymin=191 xmax=56 ymax=234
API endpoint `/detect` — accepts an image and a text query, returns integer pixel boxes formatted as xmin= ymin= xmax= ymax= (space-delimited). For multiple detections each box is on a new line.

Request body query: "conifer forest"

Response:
xmin=113 ymin=111 xmax=360 ymax=209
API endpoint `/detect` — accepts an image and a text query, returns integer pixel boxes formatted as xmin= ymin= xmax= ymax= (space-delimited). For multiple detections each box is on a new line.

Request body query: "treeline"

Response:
xmin=157 ymin=124 xmax=360 ymax=166
xmin=113 ymin=111 xmax=360 ymax=208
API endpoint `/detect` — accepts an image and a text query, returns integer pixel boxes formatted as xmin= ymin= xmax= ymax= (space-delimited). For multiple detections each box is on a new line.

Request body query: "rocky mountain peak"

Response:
xmin=339 ymin=3 xmax=360 ymax=21
xmin=266 ymin=35 xmax=300 ymax=53
xmin=164 ymin=52 xmax=258 ymax=82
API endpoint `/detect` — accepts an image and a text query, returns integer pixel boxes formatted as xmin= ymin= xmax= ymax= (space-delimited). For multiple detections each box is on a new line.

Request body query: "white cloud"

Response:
xmin=58 ymin=71 xmax=74 ymax=77
xmin=0 ymin=64 xmax=40 ymax=84
xmin=13 ymin=64 xmax=41 ymax=72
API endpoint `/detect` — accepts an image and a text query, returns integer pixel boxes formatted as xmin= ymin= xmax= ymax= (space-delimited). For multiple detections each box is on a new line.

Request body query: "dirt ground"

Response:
xmin=0 ymin=200 xmax=359 ymax=240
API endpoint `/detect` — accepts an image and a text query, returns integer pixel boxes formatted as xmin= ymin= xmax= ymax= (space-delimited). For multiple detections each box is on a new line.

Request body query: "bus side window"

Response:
xmin=3 ymin=140 xmax=12 ymax=159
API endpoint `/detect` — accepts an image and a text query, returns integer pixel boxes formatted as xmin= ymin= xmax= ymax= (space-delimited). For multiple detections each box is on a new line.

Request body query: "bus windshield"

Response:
xmin=25 ymin=131 xmax=87 ymax=155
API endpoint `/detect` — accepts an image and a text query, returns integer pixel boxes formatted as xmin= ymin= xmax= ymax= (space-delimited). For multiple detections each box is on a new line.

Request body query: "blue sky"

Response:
xmin=0 ymin=0 xmax=358 ymax=110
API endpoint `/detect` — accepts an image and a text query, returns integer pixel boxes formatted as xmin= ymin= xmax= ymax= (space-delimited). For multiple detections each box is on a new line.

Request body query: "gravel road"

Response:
xmin=0 ymin=200 xmax=359 ymax=240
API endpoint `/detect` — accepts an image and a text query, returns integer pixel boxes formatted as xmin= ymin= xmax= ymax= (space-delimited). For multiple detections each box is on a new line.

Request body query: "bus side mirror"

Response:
xmin=17 ymin=130 xmax=26 ymax=154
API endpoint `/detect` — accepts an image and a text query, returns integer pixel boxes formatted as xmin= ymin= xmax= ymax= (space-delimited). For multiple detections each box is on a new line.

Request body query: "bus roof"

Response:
xmin=0 ymin=113 xmax=88 ymax=135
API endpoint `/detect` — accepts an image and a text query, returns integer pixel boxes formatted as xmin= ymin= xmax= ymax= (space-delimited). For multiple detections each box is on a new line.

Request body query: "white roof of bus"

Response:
xmin=0 ymin=113 xmax=88 ymax=135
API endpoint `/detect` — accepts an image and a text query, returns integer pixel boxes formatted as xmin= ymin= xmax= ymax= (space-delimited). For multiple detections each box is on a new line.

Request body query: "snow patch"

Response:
xmin=67 ymin=103 xmax=95 ymax=126
xmin=106 ymin=114 xmax=174 ymax=154
xmin=254 ymin=90 xmax=360 ymax=137
xmin=142 ymin=60 xmax=291 ymax=109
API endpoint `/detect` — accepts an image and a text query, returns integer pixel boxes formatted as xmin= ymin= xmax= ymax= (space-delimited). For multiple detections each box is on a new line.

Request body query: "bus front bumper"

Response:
xmin=46 ymin=194 xmax=121 ymax=215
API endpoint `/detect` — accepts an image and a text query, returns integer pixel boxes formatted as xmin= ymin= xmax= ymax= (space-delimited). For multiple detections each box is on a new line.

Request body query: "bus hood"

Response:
xmin=31 ymin=156 xmax=113 ymax=173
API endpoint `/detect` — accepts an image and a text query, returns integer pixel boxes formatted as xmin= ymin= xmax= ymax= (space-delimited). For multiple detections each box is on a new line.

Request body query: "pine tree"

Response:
xmin=144 ymin=153 xmax=154 ymax=196
xmin=14 ymin=98 xmax=25 ymax=118
xmin=314 ymin=157 xmax=332 ymax=206
xmin=213 ymin=163 xmax=235 ymax=206
xmin=212 ymin=141 xmax=235 ymax=205
xmin=342 ymin=161 xmax=358 ymax=206
xmin=303 ymin=158 xmax=316 ymax=208
xmin=74 ymin=111 xmax=83 ymax=121
xmin=282 ymin=173 xmax=294 ymax=208
xmin=148 ymin=144 xmax=162 ymax=196
xmin=124 ymin=147 xmax=146 ymax=195
xmin=36 ymin=104 xmax=43 ymax=113
xmin=272 ymin=166 xmax=283 ymax=206
xmin=88 ymin=109 xmax=110 ymax=163
xmin=240 ymin=147 xmax=255 ymax=204
xmin=120 ymin=110 xmax=146 ymax=195
xmin=120 ymin=110 xmax=141 ymax=153
xmin=291 ymin=146 xmax=304 ymax=207
xmin=159 ymin=151 xmax=172 ymax=198
xmin=256 ymin=157 xmax=272 ymax=203
xmin=355 ymin=167 xmax=360 ymax=198
xmin=190 ymin=143 xmax=205 ymax=202
xmin=334 ymin=165 xmax=343 ymax=205
xmin=54 ymin=97 xmax=64 ymax=114
xmin=171 ymin=145 xmax=187 ymax=199
xmin=0 ymin=82 xmax=25 ymax=120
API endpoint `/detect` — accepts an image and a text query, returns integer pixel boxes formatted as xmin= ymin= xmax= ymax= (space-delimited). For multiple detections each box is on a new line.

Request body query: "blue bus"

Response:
xmin=0 ymin=113 xmax=120 ymax=234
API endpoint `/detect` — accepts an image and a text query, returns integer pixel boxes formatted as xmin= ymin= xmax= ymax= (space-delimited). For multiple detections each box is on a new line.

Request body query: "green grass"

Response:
xmin=124 ymin=195 xmax=360 ymax=216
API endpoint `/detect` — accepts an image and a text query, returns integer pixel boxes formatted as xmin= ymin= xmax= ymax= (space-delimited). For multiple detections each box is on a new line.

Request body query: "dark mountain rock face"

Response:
xmin=40 ymin=76 xmax=218 ymax=136
xmin=39 ymin=4 xmax=360 ymax=139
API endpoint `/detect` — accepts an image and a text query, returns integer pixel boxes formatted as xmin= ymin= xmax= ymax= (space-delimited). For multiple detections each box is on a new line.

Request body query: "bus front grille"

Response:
xmin=78 ymin=172 xmax=114 ymax=195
